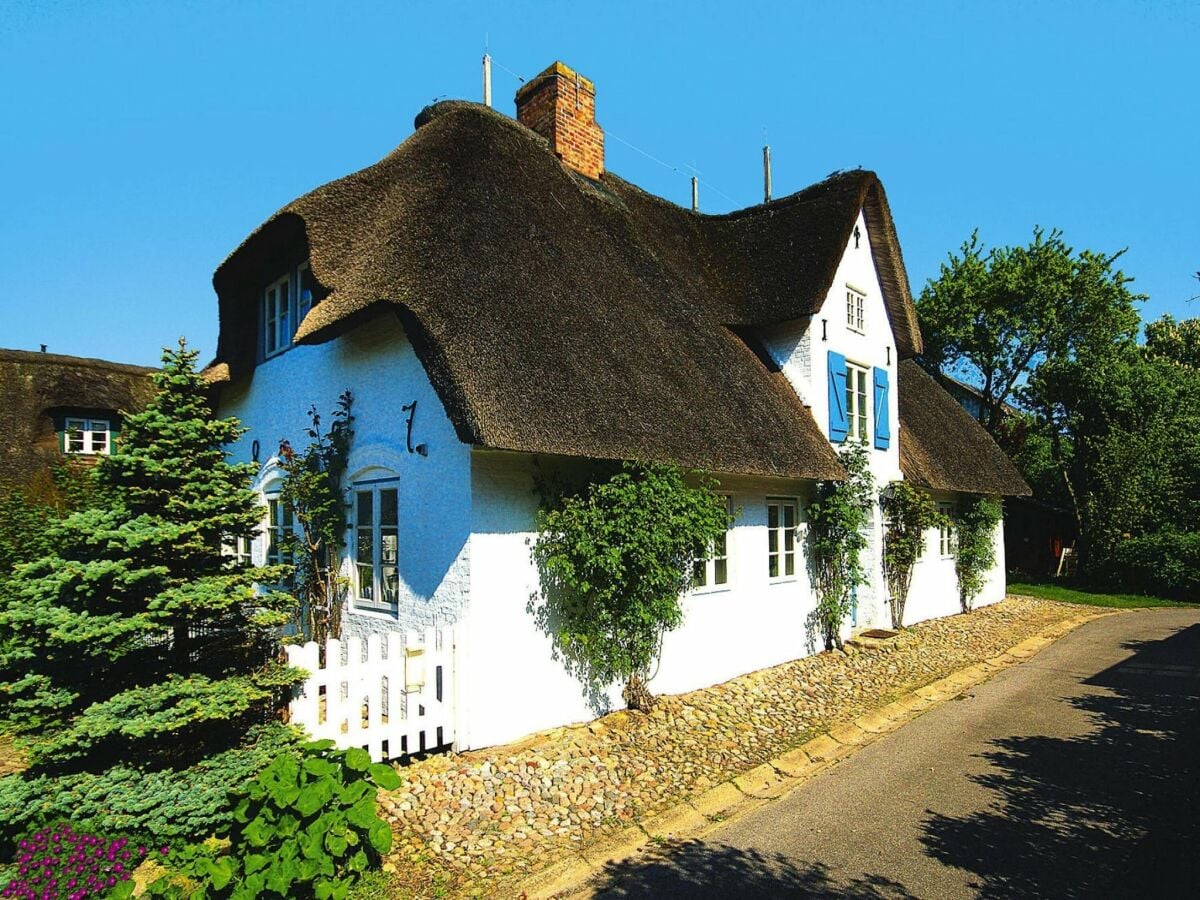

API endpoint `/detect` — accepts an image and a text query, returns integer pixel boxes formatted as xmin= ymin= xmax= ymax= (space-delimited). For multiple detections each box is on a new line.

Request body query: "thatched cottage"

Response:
xmin=205 ymin=61 xmax=1029 ymax=749
xmin=0 ymin=349 xmax=157 ymax=497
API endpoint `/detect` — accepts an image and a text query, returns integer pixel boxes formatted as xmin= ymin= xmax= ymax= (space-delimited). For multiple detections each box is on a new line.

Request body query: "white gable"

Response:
xmin=761 ymin=208 xmax=902 ymax=485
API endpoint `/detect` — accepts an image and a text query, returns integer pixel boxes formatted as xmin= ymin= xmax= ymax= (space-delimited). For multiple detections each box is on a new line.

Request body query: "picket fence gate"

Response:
xmin=284 ymin=628 xmax=454 ymax=762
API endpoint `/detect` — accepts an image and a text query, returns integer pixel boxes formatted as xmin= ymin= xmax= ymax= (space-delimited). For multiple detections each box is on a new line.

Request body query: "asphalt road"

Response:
xmin=586 ymin=608 xmax=1200 ymax=899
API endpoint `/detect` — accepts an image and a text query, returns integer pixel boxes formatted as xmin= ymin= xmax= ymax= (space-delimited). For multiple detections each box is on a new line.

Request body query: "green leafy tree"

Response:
xmin=530 ymin=462 xmax=730 ymax=712
xmin=917 ymin=227 xmax=1143 ymax=433
xmin=880 ymin=482 xmax=945 ymax=629
xmin=807 ymin=441 xmax=874 ymax=650
xmin=1025 ymin=334 xmax=1200 ymax=570
xmin=278 ymin=393 xmax=354 ymax=645
xmin=0 ymin=339 xmax=299 ymax=771
xmin=1145 ymin=313 xmax=1200 ymax=369
xmin=953 ymin=495 xmax=1004 ymax=612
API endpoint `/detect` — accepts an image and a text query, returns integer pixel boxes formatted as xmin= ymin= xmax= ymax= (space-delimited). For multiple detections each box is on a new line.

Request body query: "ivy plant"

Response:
xmin=880 ymin=482 xmax=946 ymax=629
xmin=147 ymin=741 xmax=399 ymax=899
xmin=807 ymin=441 xmax=875 ymax=650
xmin=954 ymin=495 xmax=1004 ymax=612
xmin=278 ymin=393 xmax=354 ymax=645
xmin=530 ymin=462 xmax=731 ymax=712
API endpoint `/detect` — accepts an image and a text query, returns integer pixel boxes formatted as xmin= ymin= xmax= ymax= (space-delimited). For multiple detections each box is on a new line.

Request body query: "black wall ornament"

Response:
xmin=251 ymin=439 xmax=260 ymax=463
xmin=401 ymin=401 xmax=429 ymax=457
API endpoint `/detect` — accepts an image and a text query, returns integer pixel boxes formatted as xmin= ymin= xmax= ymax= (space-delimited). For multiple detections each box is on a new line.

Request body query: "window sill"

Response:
xmin=351 ymin=604 xmax=400 ymax=619
xmin=768 ymin=577 xmax=800 ymax=585
xmin=691 ymin=584 xmax=733 ymax=597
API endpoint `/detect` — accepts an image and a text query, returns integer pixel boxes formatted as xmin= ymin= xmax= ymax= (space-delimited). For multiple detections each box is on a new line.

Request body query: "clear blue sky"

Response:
xmin=2 ymin=0 xmax=1196 ymax=367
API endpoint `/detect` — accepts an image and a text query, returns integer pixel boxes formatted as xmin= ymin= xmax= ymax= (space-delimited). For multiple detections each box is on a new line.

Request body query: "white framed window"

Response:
xmin=265 ymin=495 xmax=296 ymax=580
xmin=693 ymin=495 xmax=732 ymax=591
xmin=64 ymin=417 xmax=111 ymax=455
xmin=938 ymin=502 xmax=956 ymax=557
xmin=264 ymin=274 xmax=292 ymax=358
xmin=233 ymin=535 xmax=254 ymax=566
xmin=767 ymin=497 xmax=799 ymax=581
xmin=263 ymin=262 xmax=320 ymax=359
xmin=846 ymin=287 xmax=866 ymax=334
xmin=354 ymin=482 xmax=399 ymax=613
xmin=845 ymin=362 xmax=869 ymax=442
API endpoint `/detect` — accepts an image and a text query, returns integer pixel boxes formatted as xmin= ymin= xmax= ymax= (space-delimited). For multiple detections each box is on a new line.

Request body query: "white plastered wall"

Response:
xmin=459 ymin=453 xmax=841 ymax=749
xmin=217 ymin=314 xmax=473 ymax=639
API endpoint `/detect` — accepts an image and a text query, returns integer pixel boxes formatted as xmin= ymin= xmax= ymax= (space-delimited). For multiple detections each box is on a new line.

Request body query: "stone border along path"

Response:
xmin=375 ymin=597 xmax=1111 ymax=898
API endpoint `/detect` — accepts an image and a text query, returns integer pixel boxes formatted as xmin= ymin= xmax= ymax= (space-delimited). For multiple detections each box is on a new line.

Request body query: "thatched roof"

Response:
xmin=0 ymin=349 xmax=157 ymax=490
xmin=209 ymin=102 xmax=935 ymax=481
xmin=898 ymin=360 xmax=1031 ymax=496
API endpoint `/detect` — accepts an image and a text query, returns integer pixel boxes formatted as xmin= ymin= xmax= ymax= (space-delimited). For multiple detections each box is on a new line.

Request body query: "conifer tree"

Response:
xmin=0 ymin=340 xmax=298 ymax=771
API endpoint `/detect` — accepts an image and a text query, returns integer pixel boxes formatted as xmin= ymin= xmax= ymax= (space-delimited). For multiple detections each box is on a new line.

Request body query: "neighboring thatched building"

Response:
xmin=205 ymin=60 xmax=1029 ymax=750
xmin=0 ymin=349 xmax=157 ymax=497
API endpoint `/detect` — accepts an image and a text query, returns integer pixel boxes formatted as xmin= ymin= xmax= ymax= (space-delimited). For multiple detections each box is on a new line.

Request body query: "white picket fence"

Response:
xmin=284 ymin=628 xmax=454 ymax=762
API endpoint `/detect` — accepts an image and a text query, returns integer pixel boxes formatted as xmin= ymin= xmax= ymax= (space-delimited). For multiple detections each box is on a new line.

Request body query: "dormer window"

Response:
xmin=846 ymin=286 xmax=866 ymax=334
xmin=263 ymin=262 xmax=317 ymax=359
xmin=264 ymin=274 xmax=292 ymax=357
xmin=64 ymin=417 xmax=111 ymax=455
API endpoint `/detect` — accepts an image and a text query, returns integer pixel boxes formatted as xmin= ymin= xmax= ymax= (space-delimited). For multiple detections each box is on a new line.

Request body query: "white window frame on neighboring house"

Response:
xmin=264 ymin=273 xmax=292 ymax=358
xmin=845 ymin=361 xmax=870 ymax=443
xmin=353 ymin=480 xmax=400 ymax=615
xmin=938 ymin=502 xmax=956 ymax=558
xmin=693 ymin=494 xmax=733 ymax=593
xmin=64 ymin=417 xmax=111 ymax=455
xmin=767 ymin=497 xmax=800 ymax=582
xmin=846 ymin=286 xmax=866 ymax=334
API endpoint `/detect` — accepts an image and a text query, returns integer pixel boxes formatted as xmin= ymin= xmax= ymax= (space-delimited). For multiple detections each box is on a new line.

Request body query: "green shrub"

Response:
xmin=531 ymin=462 xmax=731 ymax=712
xmin=1098 ymin=531 xmax=1200 ymax=601
xmin=0 ymin=724 xmax=301 ymax=853
xmin=147 ymin=741 xmax=400 ymax=900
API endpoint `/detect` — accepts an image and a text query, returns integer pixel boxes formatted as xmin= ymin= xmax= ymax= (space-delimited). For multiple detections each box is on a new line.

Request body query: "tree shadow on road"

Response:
xmin=588 ymin=838 xmax=918 ymax=898
xmin=921 ymin=622 xmax=1200 ymax=898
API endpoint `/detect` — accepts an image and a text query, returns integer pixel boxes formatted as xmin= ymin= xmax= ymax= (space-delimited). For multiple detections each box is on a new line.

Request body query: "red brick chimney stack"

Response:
xmin=514 ymin=61 xmax=604 ymax=180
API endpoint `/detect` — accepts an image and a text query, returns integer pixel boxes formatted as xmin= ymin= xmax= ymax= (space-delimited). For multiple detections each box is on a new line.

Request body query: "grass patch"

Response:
xmin=1009 ymin=581 xmax=1196 ymax=609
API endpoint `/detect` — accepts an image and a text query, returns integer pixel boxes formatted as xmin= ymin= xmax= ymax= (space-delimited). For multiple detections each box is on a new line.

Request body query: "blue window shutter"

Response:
xmin=828 ymin=351 xmax=849 ymax=443
xmin=874 ymin=366 xmax=891 ymax=449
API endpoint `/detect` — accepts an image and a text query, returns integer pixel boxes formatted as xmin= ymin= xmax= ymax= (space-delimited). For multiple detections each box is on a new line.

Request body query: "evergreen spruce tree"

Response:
xmin=0 ymin=340 xmax=299 ymax=772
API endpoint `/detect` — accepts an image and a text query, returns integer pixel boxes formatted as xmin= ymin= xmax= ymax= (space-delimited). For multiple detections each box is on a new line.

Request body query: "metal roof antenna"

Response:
xmin=763 ymin=144 xmax=772 ymax=203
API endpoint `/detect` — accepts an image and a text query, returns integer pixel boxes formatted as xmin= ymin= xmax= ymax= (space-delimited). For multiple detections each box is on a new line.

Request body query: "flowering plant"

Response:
xmin=1 ymin=824 xmax=161 ymax=900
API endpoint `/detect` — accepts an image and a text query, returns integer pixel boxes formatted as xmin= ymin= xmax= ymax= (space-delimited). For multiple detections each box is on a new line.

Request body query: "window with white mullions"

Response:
xmin=264 ymin=274 xmax=292 ymax=357
xmin=938 ymin=502 xmax=956 ymax=557
xmin=767 ymin=498 xmax=799 ymax=580
xmin=355 ymin=484 xmax=399 ymax=613
xmin=845 ymin=362 xmax=870 ymax=442
xmin=64 ymin=417 xmax=111 ymax=455
xmin=846 ymin=287 xmax=866 ymax=334
xmin=693 ymin=495 xmax=732 ymax=590
xmin=265 ymin=496 xmax=296 ymax=580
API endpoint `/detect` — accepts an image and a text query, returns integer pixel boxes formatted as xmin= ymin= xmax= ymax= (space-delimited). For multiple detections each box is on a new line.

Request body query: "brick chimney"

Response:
xmin=515 ymin=61 xmax=604 ymax=180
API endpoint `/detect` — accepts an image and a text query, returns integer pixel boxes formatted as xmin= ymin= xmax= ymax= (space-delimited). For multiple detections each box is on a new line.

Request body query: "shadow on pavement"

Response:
xmin=588 ymin=838 xmax=917 ymax=898
xmin=921 ymin=622 xmax=1200 ymax=898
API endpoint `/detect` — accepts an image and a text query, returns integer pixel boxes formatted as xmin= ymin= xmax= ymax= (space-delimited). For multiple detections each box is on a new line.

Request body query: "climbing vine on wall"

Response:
xmin=807 ymin=441 xmax=875 ymax=650
xmin=881 ymin=482 xmax=946 ymax=629
xmin=279 ymin=392 xmax=354 ymax=645
xmin=953 ymin=494 xmax=1003 ymax=612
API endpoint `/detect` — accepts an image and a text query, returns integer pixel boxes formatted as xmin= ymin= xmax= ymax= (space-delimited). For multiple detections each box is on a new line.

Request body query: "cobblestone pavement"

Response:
xmin=376 ymin=597 xmax=1096 ymax=896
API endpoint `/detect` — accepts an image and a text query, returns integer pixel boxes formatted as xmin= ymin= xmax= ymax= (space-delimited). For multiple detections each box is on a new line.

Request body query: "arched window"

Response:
xmin=352 ymin=477 xmax=399 ymax=614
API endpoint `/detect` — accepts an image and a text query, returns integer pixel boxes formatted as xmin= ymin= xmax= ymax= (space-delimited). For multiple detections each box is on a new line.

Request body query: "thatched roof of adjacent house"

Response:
xmin=898 ymin=360 xmax=1031 ymax=496
xmin=0 ymin=349 xmax=157 ymax=490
